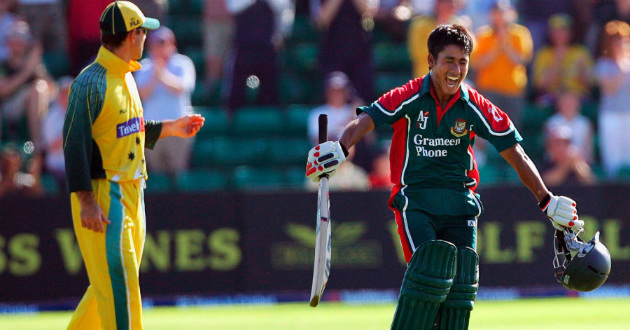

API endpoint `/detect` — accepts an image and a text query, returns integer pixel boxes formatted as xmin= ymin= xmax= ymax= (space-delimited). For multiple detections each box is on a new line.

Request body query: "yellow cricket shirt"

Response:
xmin=63 ymin=46 xmax=162 ymax=192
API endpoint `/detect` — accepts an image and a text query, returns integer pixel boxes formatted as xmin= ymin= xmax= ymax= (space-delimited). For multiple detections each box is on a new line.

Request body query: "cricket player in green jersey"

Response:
xmin=306 ymin=24 xmax=583 ymax=330
xmin=63 ymin=2 xmax=204 ymax=330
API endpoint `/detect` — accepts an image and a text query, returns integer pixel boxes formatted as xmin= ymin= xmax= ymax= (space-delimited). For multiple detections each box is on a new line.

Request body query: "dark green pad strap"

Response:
xmin=391 ymin=240 xmax=458 ymax=330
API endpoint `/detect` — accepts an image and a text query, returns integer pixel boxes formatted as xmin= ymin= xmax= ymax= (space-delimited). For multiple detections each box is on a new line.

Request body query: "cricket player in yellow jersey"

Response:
xmin=62 ymin=2 xmax=204 ymax=329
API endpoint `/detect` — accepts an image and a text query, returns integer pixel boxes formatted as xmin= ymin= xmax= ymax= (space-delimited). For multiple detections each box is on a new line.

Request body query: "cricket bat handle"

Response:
xmin=319 ymin=114 xmax=328 ymax=179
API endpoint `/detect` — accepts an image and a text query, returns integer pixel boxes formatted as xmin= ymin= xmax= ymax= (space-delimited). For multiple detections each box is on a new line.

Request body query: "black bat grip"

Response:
xmin=318 ymin=114 xmax=328 ymax=144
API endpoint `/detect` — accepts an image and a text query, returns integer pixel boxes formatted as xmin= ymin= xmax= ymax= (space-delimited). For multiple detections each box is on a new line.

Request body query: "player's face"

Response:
xmin=428 ymin=44 xmax=469 ymax=98
xmin=131 ymin=28 xmax=147 ymax=60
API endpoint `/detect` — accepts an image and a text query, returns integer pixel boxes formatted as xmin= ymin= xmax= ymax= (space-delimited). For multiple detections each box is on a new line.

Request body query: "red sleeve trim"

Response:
xmin=376 ymin=77 xmax=424 ymax=113
xmin=466 ymin=86 xmax=513 ymax=132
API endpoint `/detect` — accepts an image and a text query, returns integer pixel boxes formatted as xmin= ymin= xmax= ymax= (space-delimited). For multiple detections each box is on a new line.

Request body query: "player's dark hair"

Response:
xmin=428 ymin=24 xmax=474 ymax=59
xmin=101 ymin=30 xmax=129 ymax=49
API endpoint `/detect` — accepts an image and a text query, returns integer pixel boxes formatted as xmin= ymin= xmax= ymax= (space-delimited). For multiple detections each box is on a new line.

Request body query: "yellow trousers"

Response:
xmin=68 ymin=179 xmax=146 ymax=330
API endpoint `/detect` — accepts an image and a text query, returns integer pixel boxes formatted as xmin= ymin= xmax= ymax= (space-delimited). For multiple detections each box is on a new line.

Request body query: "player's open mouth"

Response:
xmin=446 ymin=76 xmax=459 ymax=88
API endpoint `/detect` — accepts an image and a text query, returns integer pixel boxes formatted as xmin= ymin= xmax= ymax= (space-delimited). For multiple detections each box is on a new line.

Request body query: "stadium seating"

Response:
xmin=37 ymin=2 xmax=611 ymax=194
xmin=477 ymin=163 xmax=501 ymax=186
xmin=374 ymin=43 xmax=411 ymax=72
xmin=168 ymin=0 xmax=203 ymax=16
xmin=284 ymin=166 xmax=308 ymax=189
xmin=284 ymin=42 xmax=319 ymax=73
xmin=375 ymin=72 xmax=412 ymax=96
xmin=267 ymin=138 xmax=311 ymax=166
xmin=176 ymin=169 xmax=228 ymax=191
xmin=290 ymin=16 xmax=319 ymax=43
xmin=232 ymin=107 xmax=285 ymax=136
xmin=193 ymin=106 xmax=229 ymax=137
xmin=617 ymin=166 xmax=630 ymax=181
xmin=43 ymin=51 xmax=70 ymax=78
xmin=232 ymin=166 xmax=284 ymax=190
xmin=40 ymin=174 xmax=59 ymax=195
xmin=167 ymin=15 xmax=202 ymax=46
xmin=192 ymin=137 xmax=269 ymax=168
xmin=145 ymin=173 xmax=174 ymax=192
xmin=285 ymin=104 xmax=313 ymax=135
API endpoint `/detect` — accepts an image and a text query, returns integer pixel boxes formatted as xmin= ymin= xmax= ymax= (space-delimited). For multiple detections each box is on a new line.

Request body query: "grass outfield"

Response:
xmin=1 ymin=297 xmax=628 ymax=330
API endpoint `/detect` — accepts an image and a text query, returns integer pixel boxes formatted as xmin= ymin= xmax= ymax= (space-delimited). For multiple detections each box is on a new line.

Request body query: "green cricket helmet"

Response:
xmin=553 ymin=229 xmax=611 ymax=292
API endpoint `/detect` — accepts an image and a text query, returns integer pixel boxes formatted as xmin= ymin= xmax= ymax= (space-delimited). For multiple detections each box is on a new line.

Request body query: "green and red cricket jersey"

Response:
xmin=360 ymin=74 xmax=521 ymax=192
xmin=359 ymin=74 xmax=522 ymax=261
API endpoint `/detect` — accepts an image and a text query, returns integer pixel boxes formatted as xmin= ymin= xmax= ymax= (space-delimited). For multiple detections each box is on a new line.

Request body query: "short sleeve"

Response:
xmin=357 ymin=77 xmax=424 ymax=128
xmin=466 ymin=88 xmax=522 ymax=152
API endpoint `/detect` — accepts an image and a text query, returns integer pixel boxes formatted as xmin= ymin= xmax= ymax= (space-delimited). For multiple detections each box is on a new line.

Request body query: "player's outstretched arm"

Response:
xmin=159 ymin=114 xmax=205 ymax=139
xmin=339 ymin=112 xmax=375 ymax=151
xmin=500 ymin=143 xmax=583 ymax=230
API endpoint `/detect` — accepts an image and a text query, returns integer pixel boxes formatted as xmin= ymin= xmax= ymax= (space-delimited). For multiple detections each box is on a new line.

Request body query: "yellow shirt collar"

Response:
xmin=95 ymin=46 xmax=142 ymax=76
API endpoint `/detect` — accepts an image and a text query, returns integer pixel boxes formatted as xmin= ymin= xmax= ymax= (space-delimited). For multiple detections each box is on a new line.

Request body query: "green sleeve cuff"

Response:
xmin=357 ymin=105 xmax=386 ymax=128
xmin=492 ymin=129 xmax=523 ymax=153
xmin=145 ymin=120 xmax=162 ymax=150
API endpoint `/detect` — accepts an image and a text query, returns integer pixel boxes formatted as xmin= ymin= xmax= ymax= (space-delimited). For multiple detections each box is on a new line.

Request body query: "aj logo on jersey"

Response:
xmin=416 ymin=111 xmax=429 ymax=129
xmin=450 ymin=118 xmax=468 ymax=137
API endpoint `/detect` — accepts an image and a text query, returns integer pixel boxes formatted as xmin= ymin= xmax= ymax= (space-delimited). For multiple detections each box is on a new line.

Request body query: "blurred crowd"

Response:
xmin=1 ymin=0 xmax=630 ymax=197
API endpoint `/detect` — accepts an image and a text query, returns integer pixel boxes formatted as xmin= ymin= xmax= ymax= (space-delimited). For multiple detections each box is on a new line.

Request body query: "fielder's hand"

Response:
xmin=306 ymin=141 xmax=346 ymax=182
xmin=539 ymin=194 xmax=584 ymax=231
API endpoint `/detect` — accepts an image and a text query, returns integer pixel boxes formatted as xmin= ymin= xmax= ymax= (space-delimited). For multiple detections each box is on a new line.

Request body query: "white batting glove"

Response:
xmin=305 ymin=141 xmax=347 ymax=182
xmin=539 ymin=194 xmax=584 ymax=231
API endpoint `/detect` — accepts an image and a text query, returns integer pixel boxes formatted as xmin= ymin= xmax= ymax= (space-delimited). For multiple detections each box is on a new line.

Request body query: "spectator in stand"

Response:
xmin=540 ymin=125 xmax=594 ymax=186
xmin=461 ymin=0 xmax=499 ymax=31
xmin=307 ymin=71 xmax=360 ymax=144
xmin=374 ymin=0 xmax=411 ymax=42
xmin=311 ymin=0 xmax=376 ymax=102
xmin=408 ymin=0 xmax=471 ymax=78
xmin=308 ymin=71 xmax=378 ymax=173
xmin=204 ymin=0 xmax=233 ymax=93
xmin=0 ymin=21 xmax=52 ymax=150
xmin=516 ymin=0 xmax=570 ymax=53
xmin=473 ymin=0 xmax=532 ymax=126
xmin=532 ymin=14 xmax=594 ymax=106
xmin=594 ymin=20 xmax=630 ymax=177
xmin=223 ymin=0 xmax=294 ymax=112
xmin=17 ymin=0 xmax=68 ymax=55
xmin=0 ymin=142 xmax=42 ymax=198
xmin=584 ymin=0 xmax=630 ymax=53
xmin=67 ymin=0 xmax=111 ymax=74
xmin=135 ymin=26 xmax=196 ymax=177
xmin=543 ymin=90 xmax=594 ymax=163
xmin=42 ymin=76 xmax=73 ymax=192
xmin=0 ymin=0 xmax=18 ymax=62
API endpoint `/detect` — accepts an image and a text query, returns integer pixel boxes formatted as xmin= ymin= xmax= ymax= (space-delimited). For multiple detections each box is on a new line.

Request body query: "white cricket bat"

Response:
xmin=310 ymin=114 xmax=332 ymax=307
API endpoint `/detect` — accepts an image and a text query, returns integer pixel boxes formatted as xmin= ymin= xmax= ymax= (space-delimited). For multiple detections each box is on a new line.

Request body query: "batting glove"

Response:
xmin=539 ymin=194 xmax=584 ymax=231
xmin=306 ymin=141 xmax=347 ymax=182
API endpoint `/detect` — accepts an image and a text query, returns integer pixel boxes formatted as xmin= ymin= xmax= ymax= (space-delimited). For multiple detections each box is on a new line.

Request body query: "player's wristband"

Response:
xmin=339 ymin=141 xmax=349 ymax=157
xmin=538 ymin=193 xmax=552 ymax=211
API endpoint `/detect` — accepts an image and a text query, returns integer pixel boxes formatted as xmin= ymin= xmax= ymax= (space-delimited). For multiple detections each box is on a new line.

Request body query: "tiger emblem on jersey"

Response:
xmin=450 ymin=118 xmax=468 ymax=137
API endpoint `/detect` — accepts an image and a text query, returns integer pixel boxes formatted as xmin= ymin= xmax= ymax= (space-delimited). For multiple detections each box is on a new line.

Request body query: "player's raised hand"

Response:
xmin=539 ymin=194 xmax=584 ymax=230
xmin=306 ymin=141 xmax=347 ymax=182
